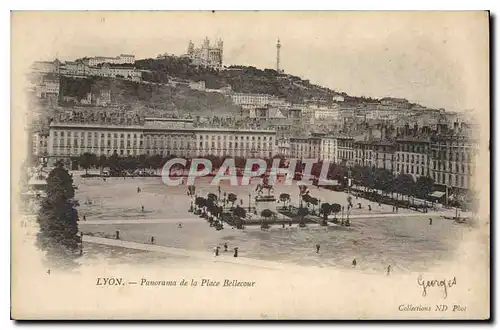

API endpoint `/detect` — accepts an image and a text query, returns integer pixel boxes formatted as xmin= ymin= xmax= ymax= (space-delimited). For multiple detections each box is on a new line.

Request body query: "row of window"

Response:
xmin=432 ymin=172 xmax=470 ymax=188
xmin=52 ymin=131 xmax=275 ymax=143
xmin=54 ymin=131 xmax=144 ymax=139
xmin=199 ymin=135 xmax=273 ymax=142
xmin=434 ymin=164 xmax=473 ymax=175
xmin=199 ymin=142 xmax=272 ymax=149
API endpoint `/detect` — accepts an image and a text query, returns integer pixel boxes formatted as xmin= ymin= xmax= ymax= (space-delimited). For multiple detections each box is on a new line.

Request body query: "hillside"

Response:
xmin=59 ymin=76 xmax=241 ymax=115
xmin=57 ymin=55 xmax=420 ymax=115
xmin=136 ymin=57 xmax=349 ymax=104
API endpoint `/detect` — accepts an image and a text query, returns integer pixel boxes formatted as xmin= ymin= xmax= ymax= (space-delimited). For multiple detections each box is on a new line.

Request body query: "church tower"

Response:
xmin=276 ymin=38 xmax=281 ymax=73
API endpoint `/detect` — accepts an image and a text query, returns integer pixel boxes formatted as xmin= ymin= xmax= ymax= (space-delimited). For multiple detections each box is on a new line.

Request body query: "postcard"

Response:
xmin=11 ymin=11 xmax=490 ymax=320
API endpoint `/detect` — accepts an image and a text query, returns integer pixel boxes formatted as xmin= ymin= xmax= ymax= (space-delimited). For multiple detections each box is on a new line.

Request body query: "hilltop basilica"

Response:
xmin=186 ymin=37 xmax=224 ymax=70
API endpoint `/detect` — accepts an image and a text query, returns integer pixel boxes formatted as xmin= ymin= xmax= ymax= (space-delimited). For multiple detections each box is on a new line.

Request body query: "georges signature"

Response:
xmin=417 ymin=275 xmax=457 ymax=299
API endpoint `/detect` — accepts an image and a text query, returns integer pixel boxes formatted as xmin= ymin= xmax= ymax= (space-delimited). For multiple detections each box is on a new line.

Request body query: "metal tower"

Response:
xmin=276 ymin=38 xmax=281 ymax=73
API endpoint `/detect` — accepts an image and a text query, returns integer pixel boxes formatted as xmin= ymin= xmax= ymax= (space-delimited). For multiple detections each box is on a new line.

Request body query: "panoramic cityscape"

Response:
xmin=21 ymin=33 xmax=479 ymax=274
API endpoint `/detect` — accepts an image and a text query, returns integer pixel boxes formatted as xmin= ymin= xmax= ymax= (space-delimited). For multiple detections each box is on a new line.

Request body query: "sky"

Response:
xmin=12 ymin=11 xmax=489 ymax=111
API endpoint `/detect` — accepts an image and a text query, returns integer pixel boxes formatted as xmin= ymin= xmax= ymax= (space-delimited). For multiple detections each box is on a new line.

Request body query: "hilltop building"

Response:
xmin=186 ymin=37 xmax=224 ymax=70
xmin=84 ymin=54 xmax=135 ymax=66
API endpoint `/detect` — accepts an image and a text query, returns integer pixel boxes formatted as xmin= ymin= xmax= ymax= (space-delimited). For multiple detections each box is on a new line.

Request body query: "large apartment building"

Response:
xmin=85 ymin=54 xmax=135 ymax=66
xmin=43 ymin=118 xmax=276 ymax=160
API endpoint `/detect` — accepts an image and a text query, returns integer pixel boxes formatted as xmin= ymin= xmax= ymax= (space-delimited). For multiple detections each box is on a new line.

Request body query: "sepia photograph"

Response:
xmin=10 ymin=10 xmax=490 ymax=320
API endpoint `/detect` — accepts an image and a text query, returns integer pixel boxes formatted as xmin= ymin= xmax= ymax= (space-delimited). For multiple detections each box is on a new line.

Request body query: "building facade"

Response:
xmin=313 ymin=106 xmax=340 ymax=120
xmin=231 ymin=93 xmax=271 ymax=107
xmin=336 ymin=137 xmax=355 ymax=166
xmin=46 ymin=118 xmax=276 ymax=159
xmin=394 ymin=138 xmax=431 ymax=180
xmin=35 ymin=80 xmax=60 ymax=98
xmin=32 ymin=133 xmax=49 ymax=156
xmin=289 ymin=137 xmax=321 ymax=160
xmin=319 ymin=136 xmax=338 ymax=162
xmin=430 ymin=133 xmax=477 ymax=192
xmin=86 ymin=54 xmax=135 ymax=66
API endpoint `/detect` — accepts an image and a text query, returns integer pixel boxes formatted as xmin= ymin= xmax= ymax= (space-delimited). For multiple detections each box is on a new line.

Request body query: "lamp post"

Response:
xmin=248 ymin=193 xmax=251 ymax=212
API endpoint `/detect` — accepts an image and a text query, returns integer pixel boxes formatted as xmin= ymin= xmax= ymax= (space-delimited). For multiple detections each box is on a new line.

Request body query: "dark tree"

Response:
xmin=227 ymin=193 xmax=237 ymax=206
xmin=260 ymin=209 xmax=273 ymax=229
xmin=233 ymin=205 xmax=247 ymax=219
xmin=79 ymin=152 xmax=94 ymax=175
xmin=330 ymin=203 xmax=341 ymax=220
xmin=320 ymin=203 xmax=332 ymax=221
xmin=98 ymin=155 xmax=107 ymax=170
xmin=36 ymin=162 xmax=80 ymax=268
xmin=279 ymin=193 xmax=291 ymax=209
xmin=394 ymin=173 xmax=416 ymax=201
xmin=415 ymin=176 xmax=434 ymax=199
xmin=374 ymin=168 xmax=394 ymax=196
xmin=297 ymin=206 xmax=309 ymax=227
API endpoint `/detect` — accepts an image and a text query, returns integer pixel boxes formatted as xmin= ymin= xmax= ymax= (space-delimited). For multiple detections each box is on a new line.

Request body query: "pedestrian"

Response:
xmin=151 ymin=236 xmax=155 ymax=244
xmin=83 ymin=215 xmax=86 ymax=221
xmin=352 ymin=258 xmax=357 ymax=267
xmin=368 ymin=205 xmax=372 ymax=211
xmin=234 ymin=247 xmax=238 ymax=258
xmin=282 ymin=223 xmax=285 ymax=229
xmin=316 ymin=244 xmax=320 ymax=254
xmin=224 ymin=243 xmax=228 ymax=252
xmin=387 ymin=265 xmax=391 ymax=275
xmin=429 ymin=218 xmax=433 ymax=225
xmin=141 ymin=205 xmax=144 ymax=212
xmin=115 ymin=230 xmax=120 ymax=240
xmin=215 ymin=246 xmax=220 ymax=257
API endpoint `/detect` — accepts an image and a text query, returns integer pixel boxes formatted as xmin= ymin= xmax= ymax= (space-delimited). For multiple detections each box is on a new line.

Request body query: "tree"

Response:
xmin=362 ymin=166 xmax=376 ymax=192
xmin=194 ymin=197 xmax=206 ymax=213
xmin=78 ymin=152 xmax=96 ymax=175
xmin=98 ymin=155 xmax=107 ymax=170
xmin=415 ymin=176 xmax=434 ymax=200
xmin=227 ymin=193 xmax=237 ymax=206
xmin=36 ymin=162 xmax=80 ymax=268
xmin=108 ymin=151 xmax=120 ymax=176
xmin=375 ymin=168 xmax=394 ymax=196
xmin=138 ymin=154 xmax=148 ymax=170
xmin=233 ymin=205 xmax=247 ymax=219
xmin=320 ymin=203 xmax=332 ymax=221
xmin=260 ymin=209 xmax=273 ymax=229
xmin=279 ymin=193 xmax=291 ymax=209
xmin=351 ymin=164 xmax=364 ymax=187
xmin=297 ymin=206 xmax=309 ymax=227
xmin=330 ymin=203 xmax=341 ymax=220
xmin=309 ymin=197 xmax=319 ymax=214
xmin=394 ymin=173 xmax=416 ymax=201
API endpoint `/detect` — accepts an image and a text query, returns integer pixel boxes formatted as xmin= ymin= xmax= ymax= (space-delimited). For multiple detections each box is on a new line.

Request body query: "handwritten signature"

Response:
xmin=417 ymin=275 xmax=457 ymax=299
